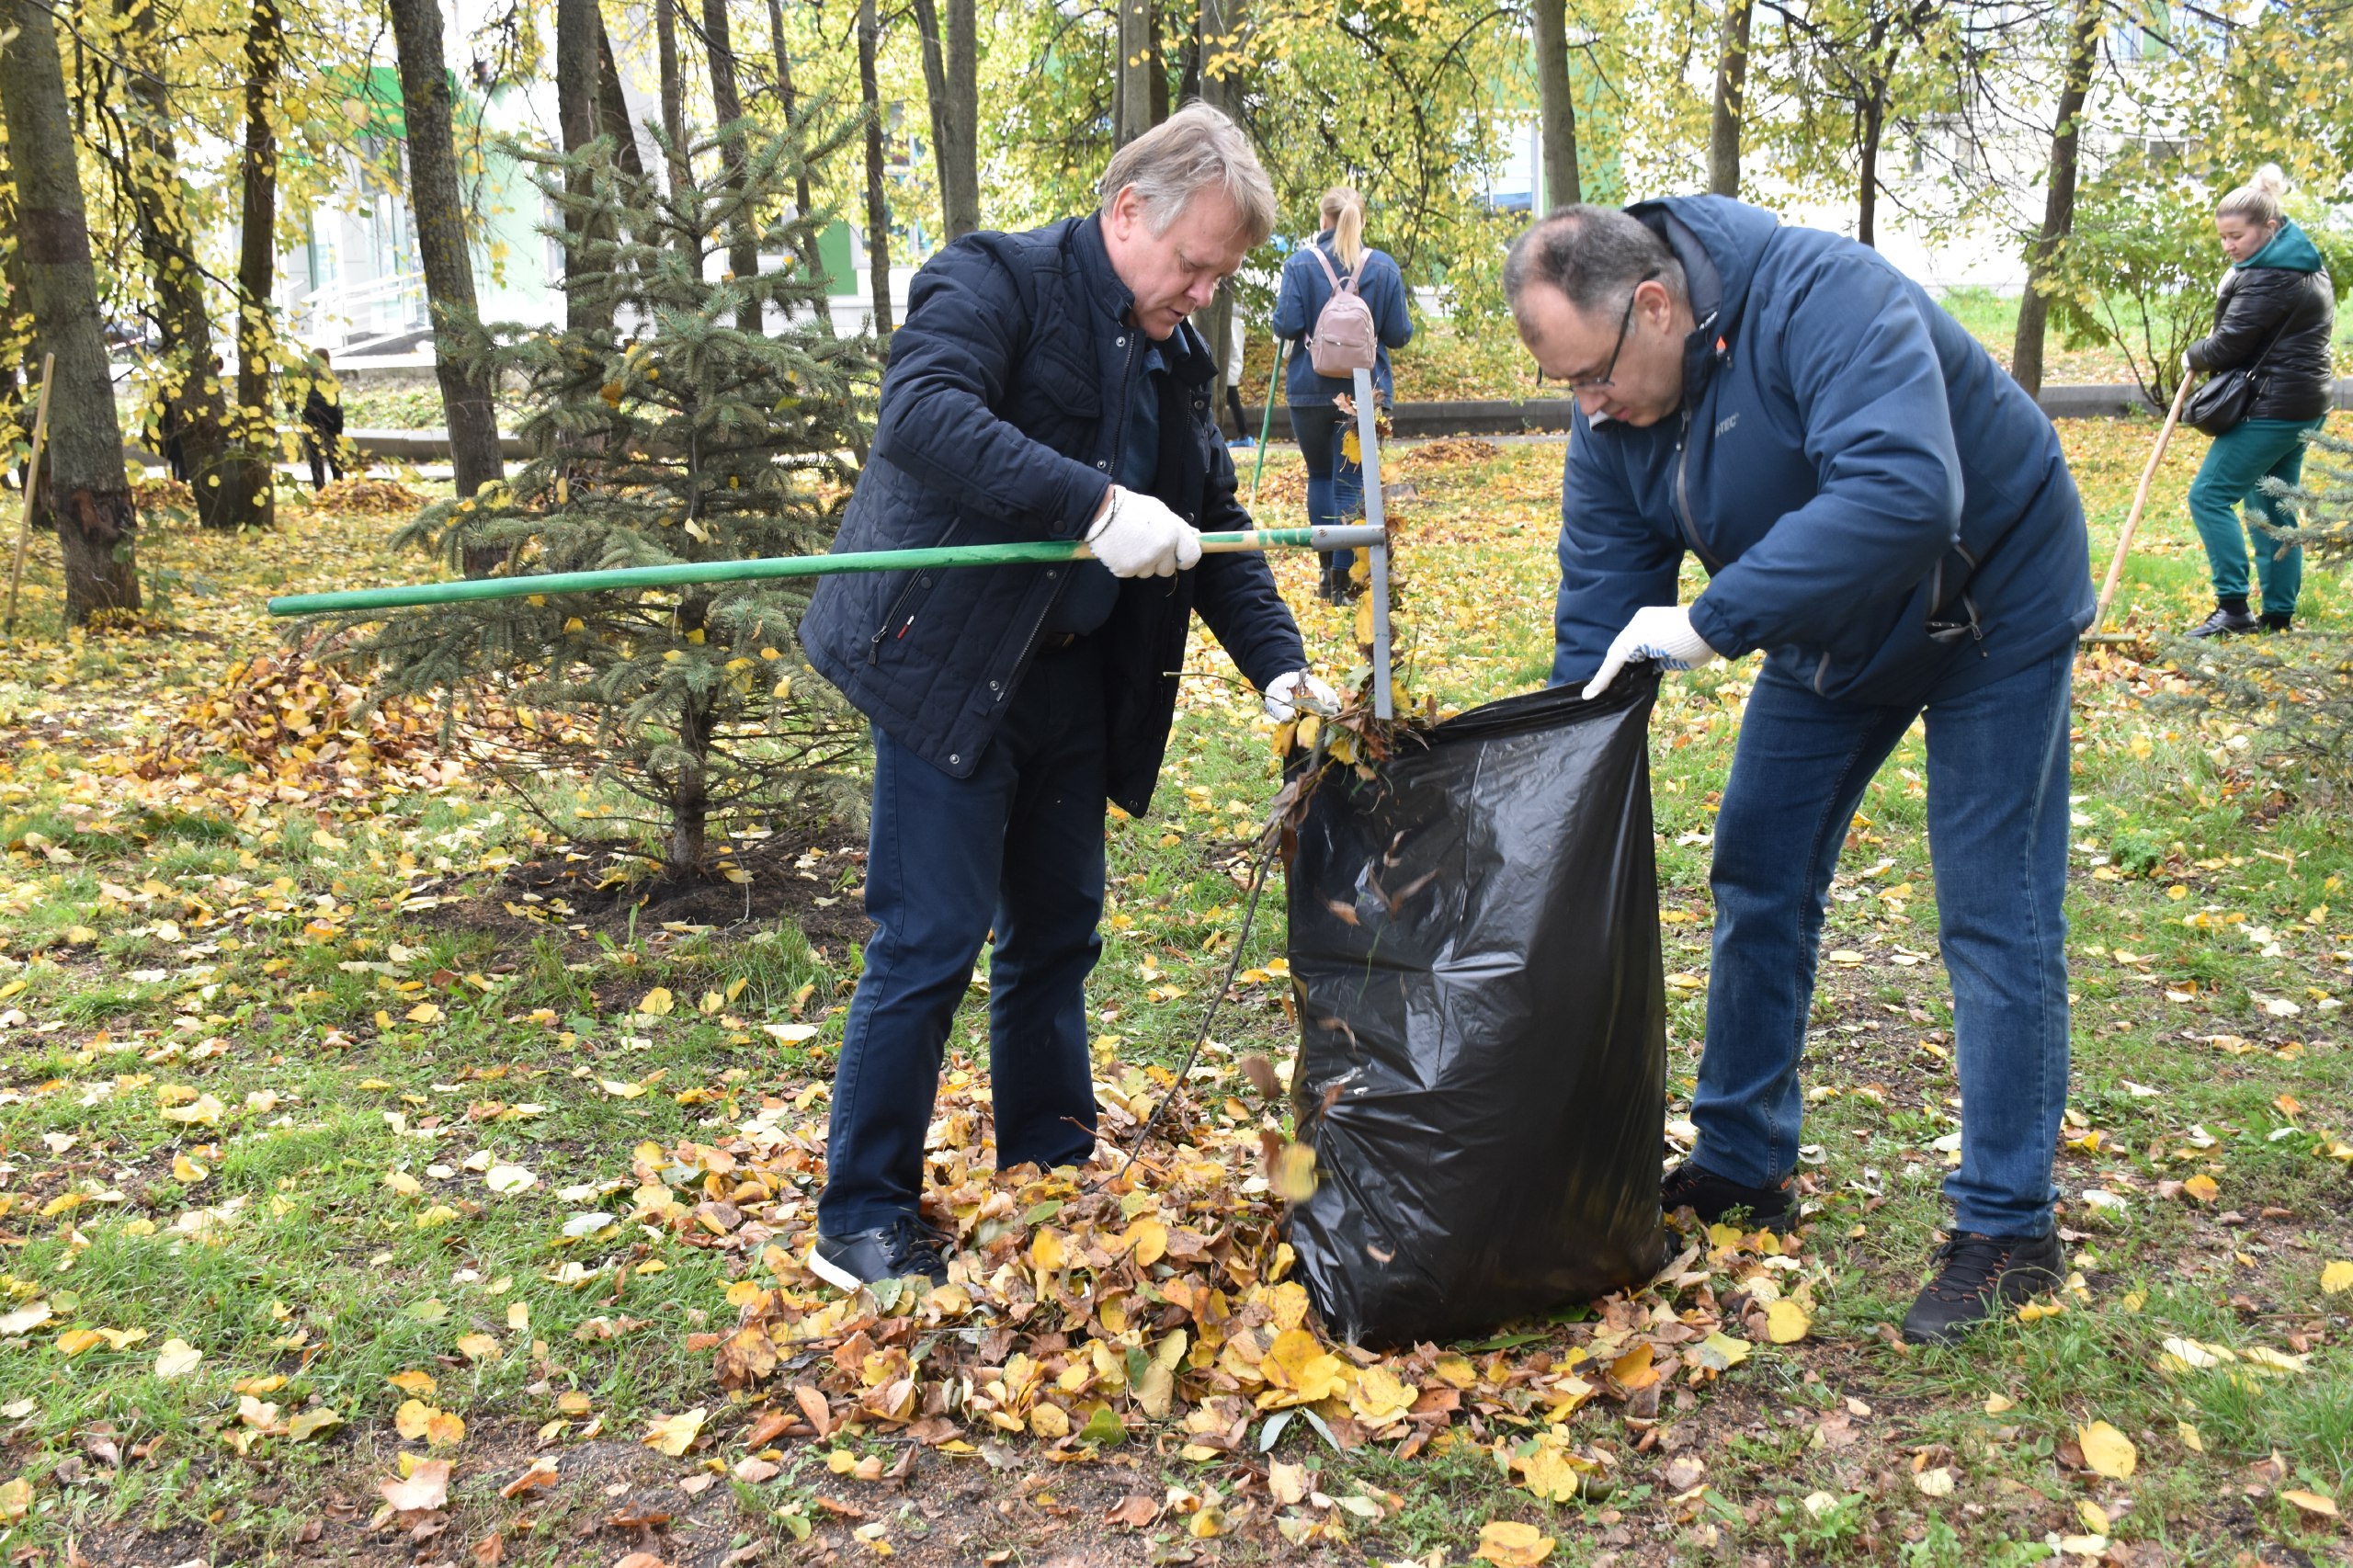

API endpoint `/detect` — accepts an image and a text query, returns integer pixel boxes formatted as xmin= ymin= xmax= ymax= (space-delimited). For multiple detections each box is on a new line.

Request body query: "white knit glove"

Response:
xmin=1263 ymin=670 xmax=1340 ymax=722
xmin=1583 ymin=605 xmax=1720 ymax=699
xmin=1086 ymin=487 xmax=1202 ymax=578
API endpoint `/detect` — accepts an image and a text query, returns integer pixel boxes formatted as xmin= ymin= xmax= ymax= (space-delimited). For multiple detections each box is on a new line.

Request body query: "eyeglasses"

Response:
xmin=1563 ymin=269 xmax=1659 ymax=393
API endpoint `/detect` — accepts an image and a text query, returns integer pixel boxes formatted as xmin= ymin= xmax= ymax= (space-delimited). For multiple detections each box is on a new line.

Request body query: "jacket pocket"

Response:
xmin=866 ymin=518 xmax=966 ymax=665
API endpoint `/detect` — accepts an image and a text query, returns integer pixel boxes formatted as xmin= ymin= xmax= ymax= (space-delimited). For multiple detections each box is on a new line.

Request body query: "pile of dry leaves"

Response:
xmin=621 ymin=1062 xmax=1820 ymax=1538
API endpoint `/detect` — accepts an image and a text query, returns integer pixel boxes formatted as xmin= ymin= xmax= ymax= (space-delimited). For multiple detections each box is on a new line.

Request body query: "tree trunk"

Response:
xmin=766 ymin=0 xmax=835 ymax=336
xmin=1117 ymin=0 xmax=1154 ymax=144
xmin=1708 ymin=0 xmax=1753 ymax=198
xmin=116 ymin=0 xmax=237 ymax=528
xmin=858 ymin=0 xmax=893 ymax=339
xmin=656 ymin=0 xmax=689 ymax=193
xmin=766 ymin=0 xmax=813 ymax=218
xmin=1856 ymin=29 xmax=1895 ymax=249
xmin=556 ymin=0 xmax=605 ymax=337
xmin=910 ymin=0 xmax=981 ymax=239
xmin=1531 ymin=0 xmax=1579 ymax=209
xmin=2011 ymin=0 xmax=2100 ymax=398
xmin=665 ymin=699 xmax=710 ymax=874
xmin=597 ymin=17 xmax=645 ymax=179
xmin=0 ymin=0 xmax=141 ymax=619
xmin=701 ymin=0 xmax=764 ymax=335
xmin=214 ymin=0 xmax=282 ymax=532
xmin=385 ymin=0 xmax=508 ymax=561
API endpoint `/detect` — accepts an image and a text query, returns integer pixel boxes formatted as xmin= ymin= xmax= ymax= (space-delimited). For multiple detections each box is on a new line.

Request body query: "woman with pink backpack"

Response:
xmin=1271 ymin=187 xmax=1414 ymax=602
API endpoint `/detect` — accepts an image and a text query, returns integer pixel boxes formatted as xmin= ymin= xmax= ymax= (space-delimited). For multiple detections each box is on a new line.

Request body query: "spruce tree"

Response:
xmin=327 ymin=116 xmax=878 ymax=877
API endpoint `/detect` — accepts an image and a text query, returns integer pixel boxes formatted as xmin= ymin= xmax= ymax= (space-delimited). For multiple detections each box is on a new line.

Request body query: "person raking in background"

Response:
xmin=300 ymin=349 xmax=346 ymax=493
xmin=2181 ymin=165 xmax=2336 ymax=638
xmin=1508 ymin=199 xmax=2093 ymax=1345
xmin=1270 ymin=187 xmax=1412 ymax=602
xmin=799 ymin=104 xmax=1337 ymax=1290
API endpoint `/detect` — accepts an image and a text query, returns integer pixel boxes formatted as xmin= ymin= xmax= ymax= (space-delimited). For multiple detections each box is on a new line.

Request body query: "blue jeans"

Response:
xmin=817 ymin=643 xmax=1108 ymax=1233
xmin=1693 ymin=643 xmax=2075 ymax=1237
xmin=1290 ymin=403 xmax=1362 ymax=585
xmin=2188 ymin=415 xmax=2323 ymax=616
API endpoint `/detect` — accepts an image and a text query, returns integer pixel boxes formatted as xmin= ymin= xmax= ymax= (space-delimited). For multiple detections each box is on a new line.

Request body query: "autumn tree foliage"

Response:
xmin=325 ymin=119 xmax=877 ymax=879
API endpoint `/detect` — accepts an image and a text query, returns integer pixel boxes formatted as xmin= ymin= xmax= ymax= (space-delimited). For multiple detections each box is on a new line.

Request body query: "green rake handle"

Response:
xmin=267 ymin=524 xmax=1387 ymax=617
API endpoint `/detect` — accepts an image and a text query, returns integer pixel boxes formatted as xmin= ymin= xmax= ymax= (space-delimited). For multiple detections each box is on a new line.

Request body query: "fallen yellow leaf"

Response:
xmin=643 ymin=1406 xmax=706 ymax=1457
xmin=2078 ymin=1420 xmax=2137 ymax=1480
xmin=2321 ymin=1260 xmax=2353 ymax=1295
xmin=2283 ymin=1489 xmax=2339 ymax=1518
xmin=1475 ymin=1519 xmax=1556 ymax=1566
xmin=153 ymin=1337 xmax=202 ymax=1379
xmin=1766 ymin=1299 xmax=1811 ymax=1343
xmin=636 ymin=987 xmax=675 ymax=1017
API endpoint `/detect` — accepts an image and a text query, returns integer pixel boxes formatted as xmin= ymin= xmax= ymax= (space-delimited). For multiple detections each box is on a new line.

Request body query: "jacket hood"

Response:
xmin=1623 ymin=196 xmax=1781 ymax=404
xmin=2242 ymin=218 xmax=2324 ymax=274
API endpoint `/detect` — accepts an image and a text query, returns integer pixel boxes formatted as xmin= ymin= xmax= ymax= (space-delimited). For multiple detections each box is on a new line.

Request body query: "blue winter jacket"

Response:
xmin=1270 ymin=235 xmax=1414 ymax=405
xmin=799 ymin=215 xmax=1307 ymax=815
xmin=1552 ymin=197 xmax=2094 ymax=705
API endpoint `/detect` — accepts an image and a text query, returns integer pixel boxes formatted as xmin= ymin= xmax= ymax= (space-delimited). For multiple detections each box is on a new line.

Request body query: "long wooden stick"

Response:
xmin=2086 ymin=375 xmax=2194 ymax=641
xmin=5 ymin=354 xmax=58 ymax=639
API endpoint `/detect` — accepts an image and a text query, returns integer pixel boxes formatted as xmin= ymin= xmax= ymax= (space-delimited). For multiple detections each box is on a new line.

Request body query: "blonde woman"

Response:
xmin=2183 ymin=165 xmax=2336 ymax=636
xmin=1271 ymin=187 xmax=1413 ymax=600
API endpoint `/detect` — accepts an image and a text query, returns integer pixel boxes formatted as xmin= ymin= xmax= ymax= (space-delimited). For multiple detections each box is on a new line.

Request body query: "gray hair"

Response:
xmin=1097 ymin=103 xmax=1277 ymax=246
xmin=1504 ymin=205 xmax=1686 ymax=321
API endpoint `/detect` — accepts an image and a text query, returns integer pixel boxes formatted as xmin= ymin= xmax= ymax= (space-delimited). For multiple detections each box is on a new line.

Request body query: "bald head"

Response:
xmin=1504 ymin=206 xmax=1687 ymax=330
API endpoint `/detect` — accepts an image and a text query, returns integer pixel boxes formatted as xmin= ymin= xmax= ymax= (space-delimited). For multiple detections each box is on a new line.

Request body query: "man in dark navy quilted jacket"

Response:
xmin=799 ymin=104 xmax=1334 ymax=1291
xmin=1507 ymin=200 xmax=2094 ymax=1346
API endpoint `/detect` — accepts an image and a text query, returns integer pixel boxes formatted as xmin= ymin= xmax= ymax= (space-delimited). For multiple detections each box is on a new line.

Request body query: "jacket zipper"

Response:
xmin=866 ymin=521 xmax=965 ymax=665
xmin=1673 ymin=408 xmax=1721 ymax=570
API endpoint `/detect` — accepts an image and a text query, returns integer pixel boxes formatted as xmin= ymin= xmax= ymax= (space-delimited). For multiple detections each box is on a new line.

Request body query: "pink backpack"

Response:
xmin=1303 ymin=244 xmax=1378 ymax=377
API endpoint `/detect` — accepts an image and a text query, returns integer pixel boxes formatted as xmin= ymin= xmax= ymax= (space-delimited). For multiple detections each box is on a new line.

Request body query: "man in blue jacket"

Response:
xmin=799 ymin=105 xmax=1334 ymax=1290
xmin=1506 ymin=199 xmax=2094 ymax=1344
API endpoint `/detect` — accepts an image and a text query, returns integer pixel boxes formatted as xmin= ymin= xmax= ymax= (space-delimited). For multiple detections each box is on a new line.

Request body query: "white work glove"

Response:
xmin=1582 ymin=605 xmax=1720 ymax=700
xmin=1086 ymin=486 xmax=1202 ymax=578
xmin=1263 ymin=670 xmax=1340 ymax=722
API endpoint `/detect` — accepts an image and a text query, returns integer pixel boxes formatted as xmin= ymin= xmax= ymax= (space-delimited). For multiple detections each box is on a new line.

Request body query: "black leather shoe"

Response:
xmin=809 ymin=1214 xmax=949 ymax=1291
xmin=1900 ymin=1230 xmax=2063 ymax=1346
xmin=1661 ymin=1159 xmax=1792 ymax=1234
xmin=2188 ymin=605 xmax=2259 ymax=638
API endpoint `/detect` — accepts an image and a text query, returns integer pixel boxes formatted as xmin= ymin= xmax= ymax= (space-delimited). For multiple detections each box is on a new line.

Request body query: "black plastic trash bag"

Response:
xmin=1284 ymin=676 xmax=1667 ymax=1348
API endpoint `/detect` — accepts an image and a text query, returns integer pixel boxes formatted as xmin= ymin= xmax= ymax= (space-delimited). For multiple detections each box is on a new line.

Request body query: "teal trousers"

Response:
xmin=2188 ymin=415 xmax=2325 ymax=615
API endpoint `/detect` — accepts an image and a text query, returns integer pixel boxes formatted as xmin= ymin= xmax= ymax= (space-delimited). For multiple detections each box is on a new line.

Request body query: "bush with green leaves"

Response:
xmin=2051 ymin=153 xmax=2353 ymax=409
xmin=321 ymin=117 xmax=879 ymax=878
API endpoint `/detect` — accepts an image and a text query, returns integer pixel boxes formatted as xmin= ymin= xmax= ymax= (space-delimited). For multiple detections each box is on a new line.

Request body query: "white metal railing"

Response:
xmin=290 ymin=268 xmax=429 ymax=349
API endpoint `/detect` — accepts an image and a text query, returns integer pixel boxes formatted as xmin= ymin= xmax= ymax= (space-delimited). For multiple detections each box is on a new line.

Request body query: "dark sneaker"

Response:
xmin=1900 ymin=1230 xmax=2063 ymax=1346
xmin=2188 ymin=605 xmax=2258 ymax=638
xmin=1661 ymin=1159 xmax=1792 ymax=1234
xmin=2261 ymin=611 xmax=2293 ymax=633
xmin=809 ymin=1214 xmax=949 ymax=1291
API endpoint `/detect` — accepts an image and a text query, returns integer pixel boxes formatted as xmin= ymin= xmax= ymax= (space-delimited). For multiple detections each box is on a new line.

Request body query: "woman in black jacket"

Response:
xmin=2183 ymin=165 xmax=2336 ymax=636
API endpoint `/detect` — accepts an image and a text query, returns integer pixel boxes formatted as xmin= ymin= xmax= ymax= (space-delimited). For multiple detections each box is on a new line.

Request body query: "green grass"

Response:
xmin=0 ymin=433 xmax=2346 ymax=1562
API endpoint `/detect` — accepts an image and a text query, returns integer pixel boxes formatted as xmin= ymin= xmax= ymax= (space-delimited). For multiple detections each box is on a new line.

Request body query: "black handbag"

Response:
xmin=2183 ymin=311 xmax=2293 ymax=437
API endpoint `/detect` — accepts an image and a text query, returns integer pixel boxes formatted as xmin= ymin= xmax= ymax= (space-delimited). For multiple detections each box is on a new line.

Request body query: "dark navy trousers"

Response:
xmin=817 ymin=642 xmax=1108 ymax=1233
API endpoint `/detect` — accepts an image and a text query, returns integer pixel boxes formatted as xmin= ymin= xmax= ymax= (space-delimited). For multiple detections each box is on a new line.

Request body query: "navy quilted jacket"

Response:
xmin=801 ymin=215 xmax=1306 ymax=814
